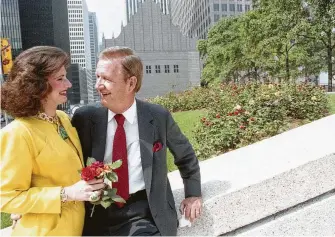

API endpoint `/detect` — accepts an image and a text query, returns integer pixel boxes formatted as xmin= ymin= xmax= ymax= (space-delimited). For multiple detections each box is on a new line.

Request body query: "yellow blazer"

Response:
xmin=0 ymin=111 xmax=85 ymax=236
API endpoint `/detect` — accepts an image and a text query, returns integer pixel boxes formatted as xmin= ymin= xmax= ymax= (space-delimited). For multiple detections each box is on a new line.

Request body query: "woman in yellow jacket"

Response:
xmin=0 ymin=46 xmax=105 ymax=236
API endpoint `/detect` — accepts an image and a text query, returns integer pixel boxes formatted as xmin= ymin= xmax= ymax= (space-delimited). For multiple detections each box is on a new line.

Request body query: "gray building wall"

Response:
xmin=136 ymin=51 xmax=200 ymax=98
xmin=104 ymin=0 xmax=200 ymax=99
xmin=125 ymin=0 xmax=170 ymax=24
xmin=171 ymin=0 xmax=252 ymax=39
xmin=52 ymin=0 xmax=71 ymax=56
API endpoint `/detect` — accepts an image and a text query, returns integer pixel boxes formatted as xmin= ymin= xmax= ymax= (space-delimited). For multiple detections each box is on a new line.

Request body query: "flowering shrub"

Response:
xmin=150 ymin=82 xmax=329 ymax=160
xmin=149 ymin=87 xmax=218 ymax=112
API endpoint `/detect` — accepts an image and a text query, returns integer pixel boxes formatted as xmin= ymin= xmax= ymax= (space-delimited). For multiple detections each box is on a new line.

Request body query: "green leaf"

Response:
xmin=110 ymin=159 xmax=122 ymax=169
xmin=107 ymin=188 xmax=117 ymax=197
xmin=106 ymin=172 xmax=118 ymax=182
xmin=102 ymin=196 xmax=112 ymax=201
xmin=100 ymin=200 xmax=112 ymax=209
xmin=86 ymin=157 xmax=96 ymax=166
xmin=112 ymin=195 xmax=126 ymax=203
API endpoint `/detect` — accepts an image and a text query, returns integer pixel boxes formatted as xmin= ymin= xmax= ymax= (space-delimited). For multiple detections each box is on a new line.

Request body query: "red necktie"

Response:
xmin=112 ymin=114 xmax=129 ymax=207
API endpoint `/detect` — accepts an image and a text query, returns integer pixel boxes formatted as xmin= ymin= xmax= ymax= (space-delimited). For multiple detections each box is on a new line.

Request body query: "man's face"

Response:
xmin=95 ymin=59 xmax=130 ymax=110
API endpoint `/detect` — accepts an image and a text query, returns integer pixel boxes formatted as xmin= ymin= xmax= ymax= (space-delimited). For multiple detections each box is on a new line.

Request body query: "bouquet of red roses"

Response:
xmin=79 ymin=157 xmax=125 ymax=217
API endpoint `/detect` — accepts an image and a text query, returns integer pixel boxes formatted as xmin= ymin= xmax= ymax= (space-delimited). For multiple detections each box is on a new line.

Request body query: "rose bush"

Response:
xmin=150 ymin=82 xmax=329 ymax=160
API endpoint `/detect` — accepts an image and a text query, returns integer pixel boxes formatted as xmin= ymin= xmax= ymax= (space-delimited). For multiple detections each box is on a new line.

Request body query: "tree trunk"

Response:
xmin=285 ymin=44 xmax=290 ymax=82
xmin=327 ymin=30 xmax=333 ymax=92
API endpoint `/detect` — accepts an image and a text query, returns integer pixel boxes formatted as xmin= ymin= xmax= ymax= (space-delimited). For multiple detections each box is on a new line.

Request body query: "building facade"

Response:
xmin=1 ymin=0 xmax=22 ymax=58
xmin=88 ymin=12 xmax=99 ymax=102
xmin=125 ymin=0 xmax=170 ymax=24
xmin=69 ymin=63 xmax=89 ymax=104
xmin=67 ymin=0 xmax=94 ymax=103
xmin=104 ymin=0 xmax=200 ymax=99
xmin=18 ymin=0 xmax=71 ymax=54
xmin=171 ymin=0 xmax=252 ymax=39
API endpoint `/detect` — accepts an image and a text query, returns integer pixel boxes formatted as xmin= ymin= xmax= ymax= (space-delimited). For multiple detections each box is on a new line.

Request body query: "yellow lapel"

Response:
xmin=56 ymin=111 xmax=84 ymax=167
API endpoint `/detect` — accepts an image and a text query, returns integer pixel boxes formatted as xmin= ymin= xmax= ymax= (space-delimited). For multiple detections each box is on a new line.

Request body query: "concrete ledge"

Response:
xmin=236 ymin=190 xmax=335 ymax=236
xmin=169 ymin=115 xmax=335 ymax=236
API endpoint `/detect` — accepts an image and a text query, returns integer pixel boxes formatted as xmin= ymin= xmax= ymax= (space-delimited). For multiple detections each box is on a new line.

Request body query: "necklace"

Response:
xmin=36 ymin=112 xmax=69 ymax=140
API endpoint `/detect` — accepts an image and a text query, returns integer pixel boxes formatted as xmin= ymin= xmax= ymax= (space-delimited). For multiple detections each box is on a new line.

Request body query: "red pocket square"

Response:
xmin=152 ymin=141 xmax=163 ymax=152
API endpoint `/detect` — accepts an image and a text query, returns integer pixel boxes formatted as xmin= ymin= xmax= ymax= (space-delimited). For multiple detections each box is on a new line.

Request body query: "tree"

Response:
xmin=300 ymin=0 xmax=335 ymax=91
xmin=198 ymin=0 xmax=332 ymax=85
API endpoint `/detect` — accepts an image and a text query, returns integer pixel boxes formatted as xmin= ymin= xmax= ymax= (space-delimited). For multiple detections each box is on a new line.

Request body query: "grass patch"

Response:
xmin=1 ymin=213 xmax=11 ymax=229
xmin=167 ymin=110 xmax=206 ymax=172
xmin=328 ymin=94 xmax=335 ymax=114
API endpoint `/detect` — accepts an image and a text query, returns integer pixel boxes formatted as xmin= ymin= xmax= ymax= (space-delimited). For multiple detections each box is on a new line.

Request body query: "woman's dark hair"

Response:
xmin=1 ymin=46 xmax=70 ymax=117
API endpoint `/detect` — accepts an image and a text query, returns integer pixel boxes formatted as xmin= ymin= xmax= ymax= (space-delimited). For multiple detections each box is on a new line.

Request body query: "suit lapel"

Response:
xmin=137 ymin=99 xmax=154 ymax=200
xmin=91 ymin=106 xmax=108 ymax=162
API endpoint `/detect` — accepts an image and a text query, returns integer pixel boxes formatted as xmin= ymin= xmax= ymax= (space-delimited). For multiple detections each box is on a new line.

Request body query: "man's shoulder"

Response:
xmin=73 ymin=103 xmax=104 ymax=119
xmin=137 ymin=99 xmax=170 ymax=116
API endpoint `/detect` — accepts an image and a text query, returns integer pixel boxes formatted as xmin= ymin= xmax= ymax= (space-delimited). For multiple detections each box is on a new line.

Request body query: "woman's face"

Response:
xmin=44 ymin=66 xmax=72 ymax=107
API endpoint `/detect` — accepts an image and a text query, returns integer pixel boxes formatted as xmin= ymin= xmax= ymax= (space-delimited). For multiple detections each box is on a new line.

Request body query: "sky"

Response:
xmin=85 ymin=0 xmax=126 ymax=42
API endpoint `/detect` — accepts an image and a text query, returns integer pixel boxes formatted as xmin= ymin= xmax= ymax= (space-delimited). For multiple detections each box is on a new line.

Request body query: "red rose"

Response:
xmin=81 ymin=167 xmax=96 ymax=181
xmin=95 ymin=167 xmax=104 ymax=177
xmin=234 ymin=111 xmax=239 ymax=115
xmin=91 ymin=161 xmax=104 ymax=168
xmin=240 ymin=125 xmax=246 ymax=130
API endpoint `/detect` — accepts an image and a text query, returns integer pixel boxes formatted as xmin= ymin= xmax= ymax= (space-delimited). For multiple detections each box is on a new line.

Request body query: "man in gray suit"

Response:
xmin=72 ymin=47 xmax=202 ymax=236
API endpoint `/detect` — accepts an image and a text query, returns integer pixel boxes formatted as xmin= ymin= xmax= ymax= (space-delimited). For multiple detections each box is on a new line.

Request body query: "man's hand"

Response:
xmin=180 ymin=197 xmax=202 ymax=223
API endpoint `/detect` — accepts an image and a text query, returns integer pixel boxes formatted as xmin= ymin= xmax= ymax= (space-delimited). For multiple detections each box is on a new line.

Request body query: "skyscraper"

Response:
xmin=1 ymin=0 xmax=22 ymax=58
xmin=171 ymin=0 xmax=252 ymax=39
xmin=67 ymin=0 xmax=94 ymax=103
xmin=88 ymin=12 xmax=99 ymax=102
xmin=125 ymin=0 xmax=170 ymax=24
xmin=18 ymin=0 xmax=71 ymax=54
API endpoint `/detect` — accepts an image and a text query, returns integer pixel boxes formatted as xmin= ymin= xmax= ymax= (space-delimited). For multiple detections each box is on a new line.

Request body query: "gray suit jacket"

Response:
xmin=72 ymin=99 xmax=201 ymax=236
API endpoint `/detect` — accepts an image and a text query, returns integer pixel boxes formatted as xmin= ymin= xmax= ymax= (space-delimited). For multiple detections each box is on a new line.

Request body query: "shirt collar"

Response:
xmin=107 ymin=100 xmax=137 ymax=124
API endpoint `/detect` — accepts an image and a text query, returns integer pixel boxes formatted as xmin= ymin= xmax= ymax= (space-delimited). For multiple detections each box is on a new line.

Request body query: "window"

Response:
xmin=173 ymin=65 xmax=179 ymax=73
xmin=164 ymin=65 xmax=170 ymax=73
xmin=221 ymin=4 xmax=227 ymax=11
xmin=237 ymin=4 xmax=243 ymax=12
xmin=155 ymin=65 xmax=161 ymax=73
xmin=213 ymin=4 xmax=219 ymax=11
xmin=245 ymin=5 xmax=250 ymax=11
xmin=146 ymin=65 xmax=151 ymax=74
xmin=214 ymin=14 xmax=220 ymax=22
xmin=229 ymin=4 xmax=235 ymax=12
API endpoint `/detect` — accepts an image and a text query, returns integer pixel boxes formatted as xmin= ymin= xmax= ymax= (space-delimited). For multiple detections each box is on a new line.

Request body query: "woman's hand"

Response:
xmin=64 ymin=179 xmax=106 ymax=202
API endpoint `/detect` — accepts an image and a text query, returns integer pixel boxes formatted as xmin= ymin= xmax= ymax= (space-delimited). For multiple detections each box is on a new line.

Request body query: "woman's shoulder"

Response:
xmin=1 ymin=119 xmax=32 ymax=140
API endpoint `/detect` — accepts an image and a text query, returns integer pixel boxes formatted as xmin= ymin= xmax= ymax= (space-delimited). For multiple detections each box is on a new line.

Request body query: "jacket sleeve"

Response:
xmin=0 ymin=123 xmax=61 ymax=214
xmin=166 ymin=112 xmax=201 ymax=198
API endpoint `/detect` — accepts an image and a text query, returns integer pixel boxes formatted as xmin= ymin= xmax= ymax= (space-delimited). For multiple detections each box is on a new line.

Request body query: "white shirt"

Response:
xmin=103 ymin=100 xmax=145 ymax=194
